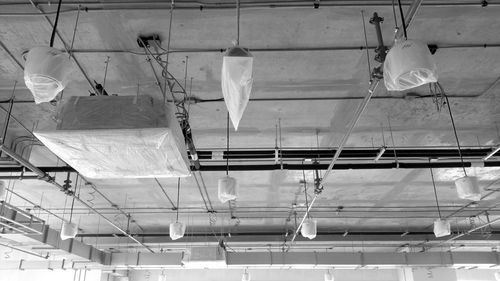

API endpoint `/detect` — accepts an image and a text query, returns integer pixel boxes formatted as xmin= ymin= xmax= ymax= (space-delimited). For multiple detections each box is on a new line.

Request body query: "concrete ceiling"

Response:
xmin=1 ymin=0 xmax=500 ymax=268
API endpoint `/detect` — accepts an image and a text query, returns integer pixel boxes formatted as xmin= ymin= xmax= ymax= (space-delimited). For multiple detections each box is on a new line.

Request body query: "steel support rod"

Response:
xmin=0 ymin=144 xmax=154 ymax=253
xmin=395 ymin=0 xmax=423 ymax=39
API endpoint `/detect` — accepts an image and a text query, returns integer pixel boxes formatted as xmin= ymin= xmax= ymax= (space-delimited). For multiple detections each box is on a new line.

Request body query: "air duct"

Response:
xmin=34 ymin=96 xmax=191 ymax=179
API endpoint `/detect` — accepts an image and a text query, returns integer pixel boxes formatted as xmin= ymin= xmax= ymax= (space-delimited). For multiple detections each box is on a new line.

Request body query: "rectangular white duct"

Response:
xmin=35 ymin=95 xmax=191 ymax=179
xmin=0 ymin=251 xmax=500 ymax=270
xmin=182 ymin=246 xmax=227 ymax=268
xmin=225 ymin=252 xmax=500 ymax=268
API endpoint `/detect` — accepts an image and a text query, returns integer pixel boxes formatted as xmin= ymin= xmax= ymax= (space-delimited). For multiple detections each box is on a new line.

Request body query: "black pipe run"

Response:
xmin=0 ymin=148 xmax=497 ymax=174
xmin=0 ymin=161 xmax=498 ymax=174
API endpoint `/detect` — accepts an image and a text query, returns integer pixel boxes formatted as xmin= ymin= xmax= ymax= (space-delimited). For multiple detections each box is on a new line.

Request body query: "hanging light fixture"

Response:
xmin=494 ymin=271 xmax=500 ymax=281
xmin=24 ymin=0 xmax=73 ymax=104
xmin=218 ymin=113 xmax=238 ymax=203
xmin=300 ymin=171 xmax=317 ymax=240
xmin=383 ymin=0 xmax=437 ymax=91
xmin=61 ymin=175 xmax=78 ymax=240
xmin=455 ymin=176 xmax=480 ymax=201
xmin=241 ymin=268 xmax=251 ymax=281
xmin=324 ymin=270 xmax=334 ymax=281
xmin=439 ymin=92 xmax=482 ymax=202
xmin=221 ymin=0 xmax=253 ymax=130
xmin=170 ymin=178 xmax=186 ymax=240
xmin=430 ymin=165 xmax=451 ymax=238
xmin=61 ymin=221 xmax=78 ymax=240
xmin=158 ymin=270 xmax=167 ymax=281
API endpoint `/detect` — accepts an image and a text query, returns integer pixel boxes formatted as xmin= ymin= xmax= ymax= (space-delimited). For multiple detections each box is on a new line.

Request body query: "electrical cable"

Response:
xmin=176 ymin=178 xmax=180 ymax=222
xmin=49 ymin=0 xmax=63 ymax=47
xmin=226 ymin=112 xmax=230 ymax=176
xmin=236 ymin=0 xmax=240 ymax=45
xmin=69 ymin=174 xmax=79 ymax=223
xmin=154 ymin=178 xmax=177 ymax=209
xmin=302 ymin=166 xmax=310 ymax=219
xmin=429 ymin=163 xmax=442 ymax=219
xmin=361 ymin=10 xmax=372 ymax=78
xmin=444 ymin=93 xmax=468 ymax=176
xmin=392 ymin=0 xmax=399 ymax=31
xmin=397 ymin=0 xmax=408 ymax=39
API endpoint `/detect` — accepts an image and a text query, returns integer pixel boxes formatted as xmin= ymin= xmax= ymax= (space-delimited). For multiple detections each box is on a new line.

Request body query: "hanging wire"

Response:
xmin=69 ymin=174 xmax=79 ymax=223
xmin=391 ymin=0 xmax=399 ymax=32
xmin=444 ymin=92 xmax=468 ymax=176
xmin=429 ymin=163 xmax=442 ymax=219
xmin=226 ymin=112 xmax=230 ymax=176
xmin=236 ymin=0 xmax=240 ymax=45
xmin=49 ymin=0 xmax=63 ymax=47
xmin=165 ymin=0 xmax=175 ymax=73
xmin=302 ymin=167 xmax=310 ymax=219
xmin=176 ymin=178 xmax=180 ymax=222
xmin=68 ymin=5 xmax=81 ymax=58
xmin=361 ymin=10 xmax=372 ymax=79
xmin=397 ymin=0 xmax=408 ymax=39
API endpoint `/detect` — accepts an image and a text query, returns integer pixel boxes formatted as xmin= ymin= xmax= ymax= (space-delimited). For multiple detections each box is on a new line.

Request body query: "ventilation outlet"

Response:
xmin=221 ymin=47 xmax=253 ymax=130
xmin=24 ymin=46 xmax=73 ymax=104
xmin=218 ymin=176 xmax=238 ymax=203
xmin=301 ymin=219 xmax=317 ymax=240
xmin=433 ymin=219 xmax=451 ymax=238
xmin=60 ymin=221 xmax=78 ymax=240
xmin=35 ymin=96 xmax=191 ymax=179
xmin=383 ymin=40 xmax=438 ymax=91
xmin=455 ymin=176 xmax=481 ymax=201
xmin=182 ymin=246 xmax=227 ymax=268
xmin=169 ymin=221 xmax=186 ymax=240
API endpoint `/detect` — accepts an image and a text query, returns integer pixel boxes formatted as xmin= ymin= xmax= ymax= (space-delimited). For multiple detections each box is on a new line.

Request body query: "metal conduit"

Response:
xmin=0 ymin=144 xmax=155 ymax=253
xmin=0 ymin=0 xmax=498 ymax=15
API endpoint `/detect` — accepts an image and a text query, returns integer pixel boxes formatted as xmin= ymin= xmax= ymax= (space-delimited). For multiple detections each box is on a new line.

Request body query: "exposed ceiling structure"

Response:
xmin=1 ymin=0 xmax=500 ymax=280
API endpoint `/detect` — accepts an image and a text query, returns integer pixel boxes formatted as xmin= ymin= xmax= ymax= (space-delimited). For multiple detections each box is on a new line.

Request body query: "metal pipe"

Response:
xmin=1 ymin=162 xmax=499 ymax=173
xmin=0 ymin=144 xmax=154 ymax=253
xmin=288 ymin=79 xmax=380 ymax=247
xmin=56 ymin=43 xmax=500 ymax=55
xmin=0 ymin=242 xmax=48 ymax=259
xmin=1 ymin=0 xmax=498 ymax=15
xmin=484 ymin=146 xmax=500 ymax=161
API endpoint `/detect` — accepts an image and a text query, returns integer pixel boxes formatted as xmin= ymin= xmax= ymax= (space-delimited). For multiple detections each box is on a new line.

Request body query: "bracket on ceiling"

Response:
xmin=137 ymin=34 xmax=161 ymax=48
xmin=369 ymin=12 xmax=387 ymax=80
